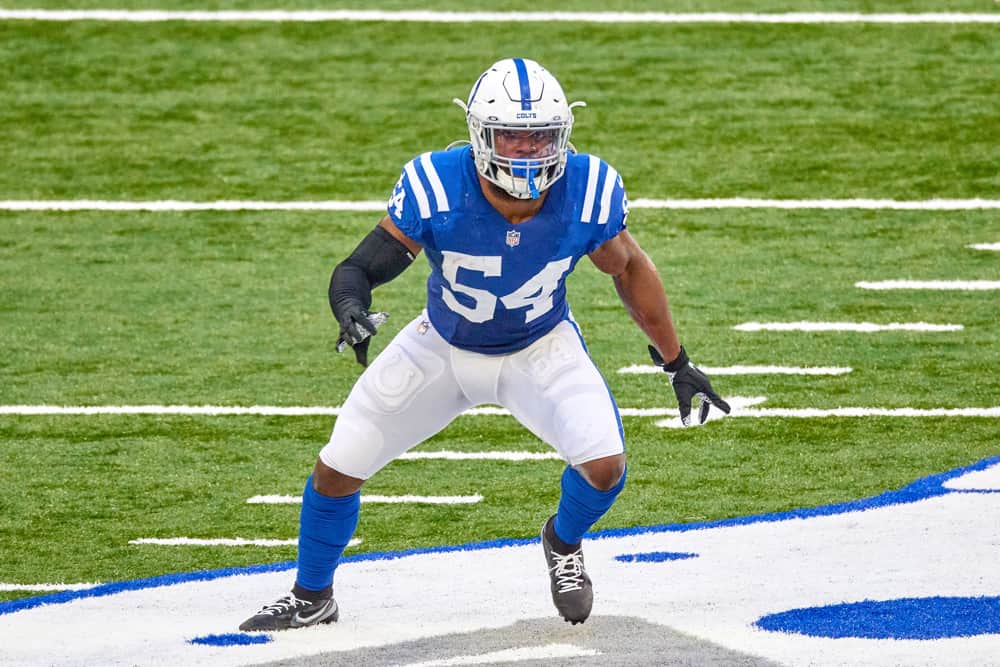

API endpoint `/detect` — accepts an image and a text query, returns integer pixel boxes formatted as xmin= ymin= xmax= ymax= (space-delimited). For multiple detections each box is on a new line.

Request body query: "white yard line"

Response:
xmin=618 ymin=365 xmax=852 ymax=375
xmin=856 ymin=280 xmax=1000 ymax=290
xmin=968 ymin=242 xmax=1000 ymax=251
xmin=247 ymin=494 xmax=483 ymax=505
xmin=0 ymin=582 xmax=101 ymax=592
xmin=0 ymin=399 xmax=755 ymax=417
xmin=733 ymin=321 xmax=963 ymax=332
xmin=631 ymin=198 xmax=1000 ymax=210
xmin=128 ymin=537 xmax=362 ymax=547
xmin=7 ymin=397 xmax=1000 ymax=418
xmin=0 ymin=10 xmax=997 ymax=23
xmin=655 ymin=405 xmax=1000 ymax=427
xmin=0 ymin=405 xmax=343 ymax=416
xmin=734 ymin=407 xmax=1000 ymax=417
xmin=0 ymin=200 xmax=386 ymax=212
xmin=2 ymin=198 xmax=1000 ymax=212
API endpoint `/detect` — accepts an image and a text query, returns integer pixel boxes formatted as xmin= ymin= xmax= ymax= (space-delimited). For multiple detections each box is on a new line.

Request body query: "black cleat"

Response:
xmin=239 ymin=593 xmax=339 ymax=632
xmin=541 ymin=515 xmax=593 ymax=624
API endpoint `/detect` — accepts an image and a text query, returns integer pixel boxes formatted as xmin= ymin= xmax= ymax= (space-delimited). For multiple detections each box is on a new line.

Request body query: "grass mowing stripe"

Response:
xmin=2 ymin=10 xmax=999 ymax=23
xmin=3 ymin=199 xmax=1000 ymax=211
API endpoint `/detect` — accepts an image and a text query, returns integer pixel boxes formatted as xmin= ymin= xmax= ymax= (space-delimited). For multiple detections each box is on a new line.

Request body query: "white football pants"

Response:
xmin=320 ymin=311 xmax=625 ymax=479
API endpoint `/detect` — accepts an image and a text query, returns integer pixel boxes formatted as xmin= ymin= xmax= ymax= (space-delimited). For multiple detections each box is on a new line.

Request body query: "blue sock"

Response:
xmin=295 ymin=475 xmax=360 ymax=592
xmin=553 ymin=466 xmax=626 ymax=545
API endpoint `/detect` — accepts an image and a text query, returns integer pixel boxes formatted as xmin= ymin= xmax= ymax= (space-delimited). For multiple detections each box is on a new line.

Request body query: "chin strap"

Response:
xmin=528 ymin=168 xmax=540 ymax=199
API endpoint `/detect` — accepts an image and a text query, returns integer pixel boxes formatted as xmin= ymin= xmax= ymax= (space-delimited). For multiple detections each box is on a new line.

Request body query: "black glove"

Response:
xmin=649 ymin=345 xmax=731 ymax=426
xmin=334 ymin=303 xmax=388 ymax=367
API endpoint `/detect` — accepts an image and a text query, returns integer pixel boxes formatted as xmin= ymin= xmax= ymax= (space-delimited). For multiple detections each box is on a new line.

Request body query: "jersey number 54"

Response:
xmin=440 ymin=252 xmax=573 ymax=325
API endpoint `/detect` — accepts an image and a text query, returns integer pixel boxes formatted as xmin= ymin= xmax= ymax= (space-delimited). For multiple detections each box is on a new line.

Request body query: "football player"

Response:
xmin=241 ymin=58 xmax=729 ymax=631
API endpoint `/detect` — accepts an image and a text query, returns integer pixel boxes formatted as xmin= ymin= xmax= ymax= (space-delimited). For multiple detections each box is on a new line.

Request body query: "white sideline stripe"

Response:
xmin=2 ymin=198 xmax=1000 ymax=212
xmin=618 ymin=364 xmax=852 ymax=375
xmin=0 ymin=582 xmax=101 ymax=592
xmin=400 ymin=451 xmax=562 ymax=461
xmin=0 ymin=10 xmax=997 ymax=23
xmin=856 ymin=280 xmax=1000 ymax=290
xmin=400 ymin=643 xmax=599 ymax=667
xmin=734 ymin=321 xmax=963 ymax=332
xmin=968 ymin=242 xmax=1000 ymax=251
xmin=128 ymin=537 xmax=362 ymax=547
xmin=247 ymin=494 xmax=483 ymax=505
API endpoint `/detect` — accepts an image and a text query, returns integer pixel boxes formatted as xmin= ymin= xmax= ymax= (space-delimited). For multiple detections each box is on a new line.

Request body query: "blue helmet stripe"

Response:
xmin=512 ymin=58 xmax=532 ymax=110
xmin=467 ymin=71 xmax=487 ymax=105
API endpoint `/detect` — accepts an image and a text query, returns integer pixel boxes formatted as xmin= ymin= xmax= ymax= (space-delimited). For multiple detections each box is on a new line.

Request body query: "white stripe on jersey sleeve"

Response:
xmin=419 ymin=152 xmax=450 ymax=213
xmin=580 ymin=155 xmax=600 ymax=223
xmin=403 ymin=160 xmax=432 ymax=219
xmin=598 ymin=165 xmax=620 ymax=225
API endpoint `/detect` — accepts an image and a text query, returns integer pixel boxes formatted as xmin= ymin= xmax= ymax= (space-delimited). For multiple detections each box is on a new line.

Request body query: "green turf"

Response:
xmin=1 ymin=416 xmax=997 ymax=590
xmin=0 ymin=22 xmax=997 ymax=200
xmin=2 ymin=210 xmax=997 ymax=406
xmin=0 ymin=6 xmax=998 ymax=603
xmin=2 ymin=1 xmax=997 ymax=11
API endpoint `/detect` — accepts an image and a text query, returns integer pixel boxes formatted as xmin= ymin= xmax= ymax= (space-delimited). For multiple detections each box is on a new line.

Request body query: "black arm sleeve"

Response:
xmin=329 ymin=225 xmax=416 ymax=316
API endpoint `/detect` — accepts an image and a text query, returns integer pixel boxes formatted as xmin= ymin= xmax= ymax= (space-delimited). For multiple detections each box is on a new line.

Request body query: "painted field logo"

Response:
xmin=506 ymin=230 xmax=521 ymax=247
xmin=1 ymin=455 xmax=998 ymax=666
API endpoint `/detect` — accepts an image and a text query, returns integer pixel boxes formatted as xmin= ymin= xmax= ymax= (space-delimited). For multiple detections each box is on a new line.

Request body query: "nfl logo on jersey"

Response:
xmin=506 ymin=229 xmax=521 ymax=248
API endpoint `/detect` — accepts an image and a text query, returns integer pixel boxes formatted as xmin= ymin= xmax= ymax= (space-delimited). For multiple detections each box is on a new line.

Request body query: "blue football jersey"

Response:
xmin=387 ymin=145 xmax=628 ymax=354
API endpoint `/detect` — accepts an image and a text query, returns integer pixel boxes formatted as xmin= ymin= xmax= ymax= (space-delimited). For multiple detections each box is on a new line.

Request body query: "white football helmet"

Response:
xmin=454 ymin=58 xmax=584 ymax=199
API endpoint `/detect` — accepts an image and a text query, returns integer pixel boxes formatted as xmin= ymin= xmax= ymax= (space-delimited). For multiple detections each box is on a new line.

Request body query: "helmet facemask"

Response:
xmin=454 ymin=58 xmax=582 ymax=200
xmin=471 ymin=122 xmax=571 ymax=199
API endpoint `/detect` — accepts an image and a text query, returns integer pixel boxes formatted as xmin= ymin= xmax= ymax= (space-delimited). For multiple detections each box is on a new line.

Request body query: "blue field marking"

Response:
xmin=188 ymin=632 xmax=273 ymax=646
xmin=756 ymin=596 xmax=1000 ymax=639
xmin=595 ymin=453 xmax=1000 ymax=541
xmin=2 ymin=454 xmax=997 ymax=619
xmin=0 ymin=560 xmax=296 ymax=616
xmin=615 ymin=551 xmax=698 ymax=563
